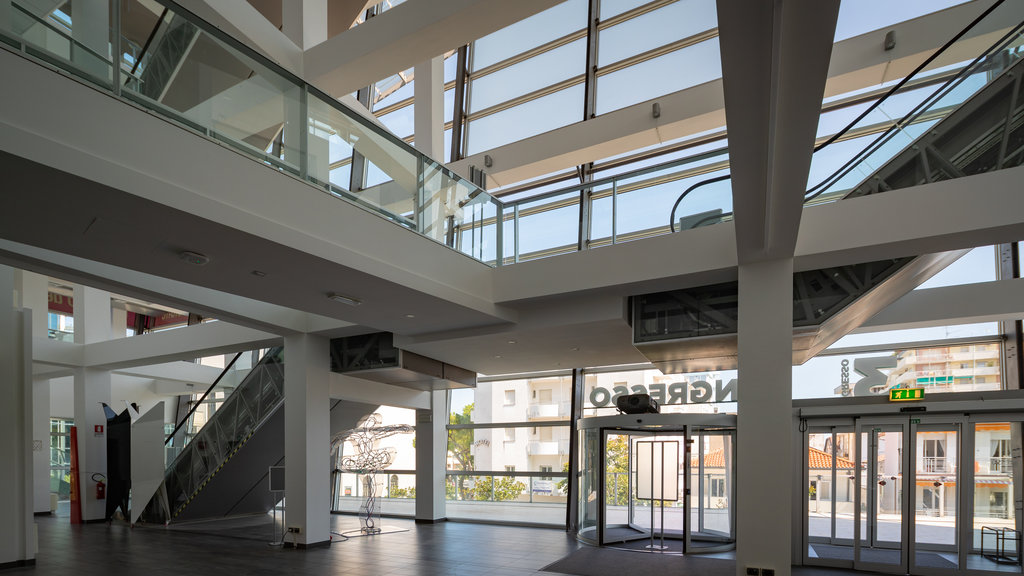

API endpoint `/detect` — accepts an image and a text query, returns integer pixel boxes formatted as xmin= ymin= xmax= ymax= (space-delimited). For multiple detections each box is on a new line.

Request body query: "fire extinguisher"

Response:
xmin=92 ymin=473 xmax=106 ymax=500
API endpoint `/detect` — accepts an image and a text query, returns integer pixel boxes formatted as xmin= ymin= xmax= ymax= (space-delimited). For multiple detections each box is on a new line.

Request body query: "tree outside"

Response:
xmin=446 ymin=403 xmax=524 ymax=502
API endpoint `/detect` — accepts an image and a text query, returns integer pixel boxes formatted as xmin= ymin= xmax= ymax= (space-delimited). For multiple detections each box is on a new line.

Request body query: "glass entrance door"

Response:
xmin=600 ymin=428 xmax=686 ymax=551
xmin=911 ymin=422 xmax=960 ymax=575
xmin=689 ymin=428 xmax=736 ymax=552
xmin=805 ymin=423 xmax=858 ymax=565
xmin=855 ymin=419 xmax=908 ymax=573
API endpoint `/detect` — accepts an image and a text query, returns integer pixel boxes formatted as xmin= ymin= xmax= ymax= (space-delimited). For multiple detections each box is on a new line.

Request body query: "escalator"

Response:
xmin=152 ymin=347 xmax=286 ymax=523
xmin=643 ymin=1 xmax=1024 ymax=374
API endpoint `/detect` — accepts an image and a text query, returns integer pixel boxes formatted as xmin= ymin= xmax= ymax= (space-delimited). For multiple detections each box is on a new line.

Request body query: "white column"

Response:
xmin=282 ymin=0 xmax=327 ymax=50
xmin=12 ymin=271 xmax=52 ymax=515
xmin=283 ymin=333 xmax=331 ymax=547
xmin=110 ymin=300 xmax=126 ymax=339
xmin=0 ymin=265 xmax=34 ymax=566
xmin=71 ymin=0 xmax=110 ymax=79
xmin=33 ymin=377 xmax=50 ymax=515
xmin=73 ymin=286 xmax=110 ymax=345
xmin=13 ymin=270 xmax=47 ymax=340
xmin=415 ymin=390 xmax=447 ymax=522
xmin=72 ymin=286 xmax=111 ymax=522
xmin=414 ymin=57 xmax=445 ymax=160
xmin=736 ymin=258 xmax=793 ymax=576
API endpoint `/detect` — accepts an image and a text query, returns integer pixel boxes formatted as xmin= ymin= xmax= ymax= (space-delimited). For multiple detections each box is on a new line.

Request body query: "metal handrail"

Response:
xmin=163 ymin=351 xmax=242 ymax=445
xmin=805 ymin=14 xmax=1024 ymax=202
xmin=669 ymin=0 xmax=1017 ymax=230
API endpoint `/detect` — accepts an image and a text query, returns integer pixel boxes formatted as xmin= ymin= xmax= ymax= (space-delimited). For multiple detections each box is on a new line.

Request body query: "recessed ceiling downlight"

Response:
xmin=179 ymin=251 xmax=210 ymax=266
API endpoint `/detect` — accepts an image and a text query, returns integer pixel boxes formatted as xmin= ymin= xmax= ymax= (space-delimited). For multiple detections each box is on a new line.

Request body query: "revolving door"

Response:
xmin=577 ymin=413 xmax=736 ymax=553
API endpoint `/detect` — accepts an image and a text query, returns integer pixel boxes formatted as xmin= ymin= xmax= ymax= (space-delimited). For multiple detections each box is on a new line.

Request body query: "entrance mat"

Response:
xmin=810 ymin=545 xmax=956 ymax=569
xmin=542 ymin=546 xmax=734 ymax=576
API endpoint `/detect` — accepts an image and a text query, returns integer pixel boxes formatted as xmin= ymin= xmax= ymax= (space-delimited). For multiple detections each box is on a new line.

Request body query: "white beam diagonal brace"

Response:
xmin=717 ymin=0 xmax=840 ymax=264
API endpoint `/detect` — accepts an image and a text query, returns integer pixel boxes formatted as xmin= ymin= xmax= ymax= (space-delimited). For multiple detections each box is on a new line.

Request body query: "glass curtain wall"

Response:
xmin=332 ymin=406 xmax=417 ymax=516
xmin=446 ymin=375 xmax=572 ymax=525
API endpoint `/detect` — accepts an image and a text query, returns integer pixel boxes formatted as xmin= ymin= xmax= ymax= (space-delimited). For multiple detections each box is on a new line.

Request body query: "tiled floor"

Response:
xmin=17 ymin=512 xmax=582 ymax=576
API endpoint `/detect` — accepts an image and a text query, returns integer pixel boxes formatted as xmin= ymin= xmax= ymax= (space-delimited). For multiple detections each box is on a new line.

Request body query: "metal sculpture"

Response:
xmin=331 ymin=413 xmax=414 ymax=534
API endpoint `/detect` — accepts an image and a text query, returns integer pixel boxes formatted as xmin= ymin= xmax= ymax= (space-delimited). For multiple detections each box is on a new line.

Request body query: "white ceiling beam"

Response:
xmin=81 ymin=321 xmax=280 ymax=370
xmin=717 ymin=0 xmax=840 ymax=262
xmin=303 ymin=0 xmax=561 ymax=96
xmin=795 ymin=165 xmax=1024 ymax=269
xmin=861 ymin=278 xmax=1024 ymax=332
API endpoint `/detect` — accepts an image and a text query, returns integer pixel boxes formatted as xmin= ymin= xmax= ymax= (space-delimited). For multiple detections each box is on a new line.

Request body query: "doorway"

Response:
xmin=576 ymin=413 xmax=736 ymax=554
xmin=804 ymin=414 xmax=1022 ymax=575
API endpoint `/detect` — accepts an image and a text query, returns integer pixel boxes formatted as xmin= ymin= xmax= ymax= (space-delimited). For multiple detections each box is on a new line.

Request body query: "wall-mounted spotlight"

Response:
xmin=652 ymin=102 xmax=661 ymax=119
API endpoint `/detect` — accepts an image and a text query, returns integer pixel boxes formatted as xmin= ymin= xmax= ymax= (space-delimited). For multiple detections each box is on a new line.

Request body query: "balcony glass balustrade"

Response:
xmin=3 ymin=0 xmax=1021 ymax=269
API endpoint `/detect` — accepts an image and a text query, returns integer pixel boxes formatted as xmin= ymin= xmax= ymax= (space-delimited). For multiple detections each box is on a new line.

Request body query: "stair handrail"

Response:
xmin=805 ymin=4 xmax=1024 ymax=202
xmin=163 ymin=350 xmax=242 ymax=445
xmin=670 ymin=0 xmax=1013 ymax=231
xmin=126 ymin=6 xmax=169 ymax=79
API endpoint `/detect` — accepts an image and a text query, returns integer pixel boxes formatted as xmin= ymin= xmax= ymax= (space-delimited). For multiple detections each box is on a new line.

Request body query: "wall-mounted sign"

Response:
xmin=587 ymin=379 xmax=737 ymax=408
xmin=889 ymin=388 xmax=925 ymax=402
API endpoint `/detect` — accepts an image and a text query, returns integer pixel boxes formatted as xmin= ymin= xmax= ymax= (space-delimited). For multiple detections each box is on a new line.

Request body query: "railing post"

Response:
xmin=611 ymin=179 xmax=618 ymax=244
xmin=111 ymin=0 xmax=121 ymax=96
xmin=299 ymin=85 xmax=309 ymax=179
xmin=494 ymin=201 xmax=504 ymax=267
xmin=513 ymin=204 xmax=521 ymax=263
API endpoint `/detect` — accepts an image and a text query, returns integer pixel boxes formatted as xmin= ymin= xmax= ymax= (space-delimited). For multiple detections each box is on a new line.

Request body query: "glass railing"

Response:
xmin=163 ymin=348 xmax=273 ymax=464
xmin=162 ymin=347 xmax=284 ymax=519
xmin=6 ymin=0 xmax=1019 ymax=269
xmin=806 ymin=0 xmax=1024 ymax=203
xmin=498 ymin=148 xmax=730 ymax=263
xmin=0 ymin=0 xmax=501 ymax=265
xmin=659 ymin=0 xmax=1024 ymax=233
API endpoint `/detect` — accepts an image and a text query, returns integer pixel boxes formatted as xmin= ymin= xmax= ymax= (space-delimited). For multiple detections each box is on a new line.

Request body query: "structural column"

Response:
xmin=415 ymin=390 xmax=447 ymax=522
xmin=283 ymin=333 xmax=331 ymax=547
xmin=414 ymin=56 xmax=445 ymax=160
xmin=72 ymin=286 xmax=111 ymax=522
xmin=0 ymin=265 xmax=34 ymax=568
xmin=736 ymin=258 xmax=794 ymax=576
xmin=281 ymin=1 xmax=329 ymax=185
xmin=13 ymin=270 xmax=50 ymax=515
xmin=282 ymin=0 xmax=327 ymax=50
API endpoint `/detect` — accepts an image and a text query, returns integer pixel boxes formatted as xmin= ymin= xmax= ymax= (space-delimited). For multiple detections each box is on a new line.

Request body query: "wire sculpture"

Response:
xmin=330 ymin=413 xmax=414 ymax=534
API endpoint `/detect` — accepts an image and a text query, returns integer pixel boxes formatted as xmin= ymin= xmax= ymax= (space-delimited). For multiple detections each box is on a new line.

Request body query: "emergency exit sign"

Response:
xmin=890 ymin=388 xmax=925 ymax=402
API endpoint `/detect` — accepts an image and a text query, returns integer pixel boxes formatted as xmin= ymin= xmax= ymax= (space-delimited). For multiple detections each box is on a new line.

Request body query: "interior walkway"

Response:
xmin=12 ymin=508 xmax=902 ymax=576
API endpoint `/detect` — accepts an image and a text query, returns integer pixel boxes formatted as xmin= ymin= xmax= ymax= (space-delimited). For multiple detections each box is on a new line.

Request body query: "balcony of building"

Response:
xmin=527 ymin=439 xmax=570 ymax=456
xmin=527 ymin=401 xmax=571 ymax=420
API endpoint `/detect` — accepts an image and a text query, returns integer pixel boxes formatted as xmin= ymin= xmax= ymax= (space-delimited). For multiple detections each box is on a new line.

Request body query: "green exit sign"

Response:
xmin=890 ymin=388 xmax=925 ymax=402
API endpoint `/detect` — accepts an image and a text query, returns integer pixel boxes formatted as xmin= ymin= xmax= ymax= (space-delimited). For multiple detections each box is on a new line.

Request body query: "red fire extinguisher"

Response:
xmin=92 ymin=473 xmax=106 ymax=500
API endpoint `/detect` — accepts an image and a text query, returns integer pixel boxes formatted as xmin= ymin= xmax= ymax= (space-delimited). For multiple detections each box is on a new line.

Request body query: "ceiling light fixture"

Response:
xmin=405 ymin=314 xmax=416 ymax=318
xmin=326 ymin=292 xmax=362 ymax=306
xmin=507 ymin=339 xmax=517 ymax=344
xmin=251 ymin=270 xmax=266 ymax=277
xmin=179 ymin=250 xmax=210 ymax=266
